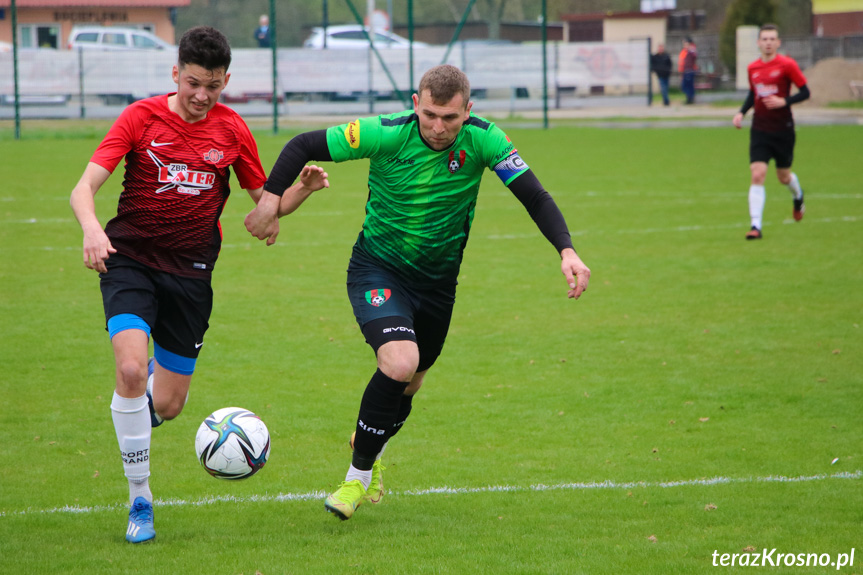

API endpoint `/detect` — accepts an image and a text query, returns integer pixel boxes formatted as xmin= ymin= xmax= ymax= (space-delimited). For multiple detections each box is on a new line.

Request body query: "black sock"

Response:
xmin=387 ymin=393 xmax=414 ymax=442
xmin=352 ymin=369 xmax=408 ymax=470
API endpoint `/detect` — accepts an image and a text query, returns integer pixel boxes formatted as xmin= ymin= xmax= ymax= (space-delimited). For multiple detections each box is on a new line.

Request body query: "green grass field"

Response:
xmin=1 ymin=120 xmax=861 ymax=574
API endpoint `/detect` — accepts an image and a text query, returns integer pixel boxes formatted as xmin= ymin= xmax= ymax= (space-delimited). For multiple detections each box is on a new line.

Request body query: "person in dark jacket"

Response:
xmin=650 ymin=43 xmax=672 ymax=106
xmin=254 ymin=15 xmax=271 ymax=48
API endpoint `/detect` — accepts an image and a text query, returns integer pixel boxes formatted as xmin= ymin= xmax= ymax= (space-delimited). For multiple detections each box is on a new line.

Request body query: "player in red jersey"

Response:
xmin=70 ymin=26 xmax=328 ymax=543
xmin=733 ymin=24 xmax=810 ymax=240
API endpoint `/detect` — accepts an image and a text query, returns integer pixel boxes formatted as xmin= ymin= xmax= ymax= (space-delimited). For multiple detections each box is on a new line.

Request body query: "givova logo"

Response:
xmin=365 ymin=288 xmax=391 ymax=307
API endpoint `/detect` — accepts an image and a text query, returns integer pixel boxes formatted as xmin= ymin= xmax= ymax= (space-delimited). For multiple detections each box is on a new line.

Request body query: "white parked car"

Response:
xmin=303 ymin=25 xmax=428 ymax=49
xmin=67 ymin=26 xmax=173 ymax=51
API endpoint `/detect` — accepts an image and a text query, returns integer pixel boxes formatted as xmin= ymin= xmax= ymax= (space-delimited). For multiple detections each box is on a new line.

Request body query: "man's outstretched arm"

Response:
xmin=507 ymin=169 xmax=590 ymax=299
xmin=245 ymin=130 xmax=332 ymax=242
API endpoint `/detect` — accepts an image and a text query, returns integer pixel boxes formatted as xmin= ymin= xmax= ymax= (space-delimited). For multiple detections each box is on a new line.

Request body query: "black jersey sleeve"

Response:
xmin=264 ymin=130 xmax=332 ymax=196
xmin=507 ymin=169 xmax=574 ymax=254
xmin=786 ymin=84 xmax=810 ymax=105
xmin=740 ymin=90 xmax=755 ymax=115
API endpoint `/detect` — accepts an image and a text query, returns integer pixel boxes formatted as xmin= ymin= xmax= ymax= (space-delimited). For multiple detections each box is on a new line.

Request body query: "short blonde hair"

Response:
xmin=417 ymin=65 xmax=470 ymax=107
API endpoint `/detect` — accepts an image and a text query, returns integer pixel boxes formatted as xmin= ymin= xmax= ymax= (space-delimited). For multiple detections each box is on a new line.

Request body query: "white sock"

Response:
xmin=345 ymin=465 xmax=372 ymax=490
xmin=749 ymin=184 xmax=766 ymax=230
xmin=787 ymin=172 xmax=803 ymax=200
xmin=111 ymin=392 xmax=152 ymax=505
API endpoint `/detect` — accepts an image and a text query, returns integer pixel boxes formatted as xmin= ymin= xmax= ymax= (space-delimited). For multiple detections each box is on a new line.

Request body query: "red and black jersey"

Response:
xmin=747 ymin=54 xmax=807 ymax=133
xmin=91 ymin=94 xmax=266 ymax=278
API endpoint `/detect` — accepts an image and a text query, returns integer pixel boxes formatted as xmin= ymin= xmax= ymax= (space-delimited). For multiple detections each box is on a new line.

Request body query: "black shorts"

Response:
xmin=347 ymin=253 xmax=456 ymax=373
xmin=750 ymin=128 xmax=795 ymax=169
xmin=100 ymin=253 xmax=213 ymax=358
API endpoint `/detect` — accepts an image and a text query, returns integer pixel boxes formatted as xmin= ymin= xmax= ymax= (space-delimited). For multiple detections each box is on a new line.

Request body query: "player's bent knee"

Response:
xmin=749 ymin=163 xmax=767 ymax=181
xmin=377 ymin=342 xmax=420 ymax=382
xmin=362 ymin=317 xmax=419 ymax=381
xmin=380 ymin=356 xmax=419 ymax=383
xmin=116 ymin=359 xmax=148 ymax=392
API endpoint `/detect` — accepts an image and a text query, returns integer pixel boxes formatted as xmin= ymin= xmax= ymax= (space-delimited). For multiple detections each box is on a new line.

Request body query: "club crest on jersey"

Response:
xmin=203 ymin=148 xmax=224 ymax=164
xmin=365 ymin=288 xmax=391 ymax=307
xmin=147 ymin=149 xmax=215 ymax=195
xmin=448 ymin=150 xmax=466 ymax=173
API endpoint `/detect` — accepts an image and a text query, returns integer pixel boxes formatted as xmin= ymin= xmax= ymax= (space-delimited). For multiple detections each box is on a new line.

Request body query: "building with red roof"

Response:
xmin=0 ymin=0 xmax=189 ymax=49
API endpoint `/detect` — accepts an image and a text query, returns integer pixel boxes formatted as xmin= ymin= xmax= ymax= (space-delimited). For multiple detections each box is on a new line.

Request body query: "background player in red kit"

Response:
xmin=69 ymin=26 xmax=327 ymax=543
xmin=733 ymin=24 xmax=810 ymax=240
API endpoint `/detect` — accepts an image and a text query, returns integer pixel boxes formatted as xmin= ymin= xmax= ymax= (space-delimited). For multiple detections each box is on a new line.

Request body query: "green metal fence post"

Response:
xmin=270 ymin=0 xmax=278 ymax=135
xmin=542 ymin=0 xmax=548 ymax=129
xmin=440 ymin=0 xmax=477 ymax=65
xmin=78 ymin=47 xmax=86 ymax=119
xmin=408 ymin=0 xmax=414 ymax=93
xmin=12 ymin=0 xmax=21 ymax=139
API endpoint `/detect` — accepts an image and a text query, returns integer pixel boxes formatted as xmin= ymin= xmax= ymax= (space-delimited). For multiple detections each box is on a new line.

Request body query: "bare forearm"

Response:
xmin=70 ymin=182 xmax=104 ymax=235
xmin=278 ymin=183 xmax=315 ymax=217
xmin=70 ymin=162 xmax=111 ymax=232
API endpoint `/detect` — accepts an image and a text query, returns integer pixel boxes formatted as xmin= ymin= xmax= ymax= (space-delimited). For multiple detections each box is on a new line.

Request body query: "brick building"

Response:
xmin=0 ymin=0 xmax=189 ymax=49
xmin=812 ymin=0 xmax=863 ymax=37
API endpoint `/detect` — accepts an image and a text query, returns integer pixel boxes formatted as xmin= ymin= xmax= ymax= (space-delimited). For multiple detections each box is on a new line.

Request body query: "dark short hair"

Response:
xmin=417 ymin=65 xmax=470 ymax=107
xmin=178 ymin=26 xmax=232 ymax=72
xmin=759 ymin=23 xmax=779 ymax=36
xmin=684 ymin=36 xmax=693 ymax=44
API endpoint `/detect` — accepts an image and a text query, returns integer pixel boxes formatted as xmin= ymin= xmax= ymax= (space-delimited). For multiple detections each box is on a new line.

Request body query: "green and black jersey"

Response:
xmin=326 ymin=110 xmax=529 ymax=286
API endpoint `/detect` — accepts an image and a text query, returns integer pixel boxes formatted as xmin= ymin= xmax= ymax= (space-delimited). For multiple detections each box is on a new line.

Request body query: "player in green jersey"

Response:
xmin=246 ymin=65 xmax=590 ymax=520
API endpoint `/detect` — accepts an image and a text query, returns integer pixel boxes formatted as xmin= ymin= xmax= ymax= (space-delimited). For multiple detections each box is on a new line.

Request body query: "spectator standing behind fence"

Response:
xmin=650 ymin=43 xmax=672 ymax=106
xmin=679 ymin=38 xmax=697 ymax=104
xmin=254 ymin=15 xmax=271 ymax=48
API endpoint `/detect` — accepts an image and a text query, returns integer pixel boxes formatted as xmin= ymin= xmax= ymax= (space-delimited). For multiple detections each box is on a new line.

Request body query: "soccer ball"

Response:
xmin=194 ymin=407 xmax=270 ymax=480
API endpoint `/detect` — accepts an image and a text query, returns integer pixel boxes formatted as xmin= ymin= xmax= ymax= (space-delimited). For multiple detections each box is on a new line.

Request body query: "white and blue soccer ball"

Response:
xmin=195 ymin=407 xmax=270 ymax=480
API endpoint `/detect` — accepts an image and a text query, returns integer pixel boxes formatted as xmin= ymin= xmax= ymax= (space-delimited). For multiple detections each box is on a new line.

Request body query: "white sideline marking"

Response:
xmin=2 ymin=470 xmax=859 ymax=518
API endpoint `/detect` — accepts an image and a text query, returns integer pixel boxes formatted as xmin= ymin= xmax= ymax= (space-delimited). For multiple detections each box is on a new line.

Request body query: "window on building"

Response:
xmin=19 ymin=25 xmax=60 ymax=49
xmin=667 ymin=10 xmax=706 ymax=32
